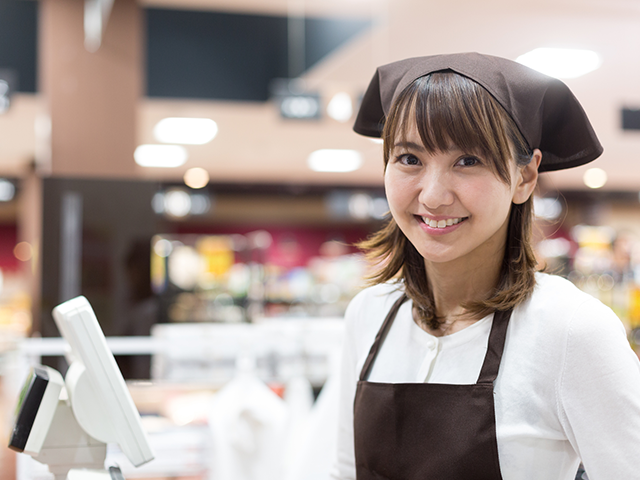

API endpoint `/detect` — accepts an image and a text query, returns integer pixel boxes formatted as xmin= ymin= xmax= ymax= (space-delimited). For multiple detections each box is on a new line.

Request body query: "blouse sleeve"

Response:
xmin=557 ymin=297 xmax=640 ymax=479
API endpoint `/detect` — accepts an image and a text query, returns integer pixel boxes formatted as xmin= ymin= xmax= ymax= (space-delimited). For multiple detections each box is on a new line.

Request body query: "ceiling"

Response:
xmin=2 ymin=0 xmax=640 ymax=192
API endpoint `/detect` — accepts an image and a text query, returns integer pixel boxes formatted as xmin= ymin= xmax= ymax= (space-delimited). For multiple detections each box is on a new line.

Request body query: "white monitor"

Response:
xmin=51 ymin=295 xmax=154 ymax=467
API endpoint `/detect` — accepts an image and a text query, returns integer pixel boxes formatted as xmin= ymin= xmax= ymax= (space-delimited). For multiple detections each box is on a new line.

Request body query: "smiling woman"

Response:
xmin=372 ymin=71 xmax=541 ymax=330
xmin=331 ymin=53 xmax=640 ymax=480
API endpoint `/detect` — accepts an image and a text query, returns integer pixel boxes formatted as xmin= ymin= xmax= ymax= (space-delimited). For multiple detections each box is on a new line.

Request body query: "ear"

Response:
xmin=512 ymin=149 xmax=542 ymax=205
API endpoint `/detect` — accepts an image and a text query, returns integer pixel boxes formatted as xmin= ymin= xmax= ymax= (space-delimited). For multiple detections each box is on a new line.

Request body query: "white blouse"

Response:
xmin=331 ymin=273 xmax=640 ymax=480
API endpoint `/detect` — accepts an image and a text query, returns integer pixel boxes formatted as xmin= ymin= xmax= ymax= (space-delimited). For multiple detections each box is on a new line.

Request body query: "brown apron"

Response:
xmin=354 ymin=294 xmax=512 ymax=480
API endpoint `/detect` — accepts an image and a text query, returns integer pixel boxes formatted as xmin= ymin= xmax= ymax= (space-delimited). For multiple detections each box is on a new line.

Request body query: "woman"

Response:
xmin=332 ymin=53 xmax=640 ymax=479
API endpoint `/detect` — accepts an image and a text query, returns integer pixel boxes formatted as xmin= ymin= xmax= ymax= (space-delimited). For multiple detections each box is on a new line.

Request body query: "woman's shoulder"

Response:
xmin=522 ymin=272 xmax=624 ymax=335
xmin=344 ymin=282 xmax=406 ymax=332
xmin=346 ymin=282 xmax=405 ymax=317
xmin=530 ymin=271 xmax=598 ymax=305
xmin=349 ymin=281 xmax=404 ymax=304
xmin=532 ymin=272 xmax=591 ymax=304
xmin=507 ymin=273 xmax=630 ymax=378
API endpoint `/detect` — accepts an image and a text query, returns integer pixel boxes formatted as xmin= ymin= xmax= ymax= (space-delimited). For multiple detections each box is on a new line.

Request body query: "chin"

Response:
xmin=413 ymin=245 xmax=462 ymax=265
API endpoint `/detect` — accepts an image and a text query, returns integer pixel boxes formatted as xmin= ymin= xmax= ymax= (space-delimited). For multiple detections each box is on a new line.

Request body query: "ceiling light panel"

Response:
xmin=154 ymin=117 xmax=218 ymax=145
xmin=516 ymin=48 xmax=601 ymax=79
xmin=134 ymin=144 xmax=188 ymax=168
xmin=307 ymin=149 xmax=362 ymax=172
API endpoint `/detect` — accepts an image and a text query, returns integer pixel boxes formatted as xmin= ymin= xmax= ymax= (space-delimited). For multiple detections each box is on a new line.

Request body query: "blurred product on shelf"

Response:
xmin=534 ymin=219 xmax=640 ymax=355
xmin=0 ymin=225 xmax=32 ymax=351
xmin=0 ymin=290 xmax=31 ymax=348
xmin=151 ymin=231 xmax=369 ymax=323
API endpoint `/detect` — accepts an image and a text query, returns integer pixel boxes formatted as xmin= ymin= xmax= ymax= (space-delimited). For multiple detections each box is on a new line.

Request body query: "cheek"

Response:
xmin=384 ymin=170 xmax=414 ymax=212
xmin=460 ymin=179 xmax=513 ymax=217
xmin=384 ymin=168 xmax=418 ymax=193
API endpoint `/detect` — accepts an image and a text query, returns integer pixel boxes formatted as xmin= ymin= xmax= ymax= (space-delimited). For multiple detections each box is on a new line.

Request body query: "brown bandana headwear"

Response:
xmin=353 ymin=52 xmax=603 ymax=172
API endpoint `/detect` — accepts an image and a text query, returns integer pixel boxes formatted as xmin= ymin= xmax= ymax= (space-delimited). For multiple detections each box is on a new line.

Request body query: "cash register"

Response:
xmin=8 ymin=296 xmax=154 ymax=480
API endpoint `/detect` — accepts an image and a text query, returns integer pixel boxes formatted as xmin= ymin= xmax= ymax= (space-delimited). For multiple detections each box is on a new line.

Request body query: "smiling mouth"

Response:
xmin=420 ymin=216 xmax=468 ymax=229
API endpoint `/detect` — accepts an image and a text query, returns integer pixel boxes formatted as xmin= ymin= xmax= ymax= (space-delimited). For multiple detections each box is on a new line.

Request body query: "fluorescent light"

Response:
xmin=153 ymin=117 xmax=218 ymax=145
xmin=583 ymin=167 xmax=607 ymax=189
xmin=307 ymin=149 xmax=362 ymax=172
xmin=349 ymin=193 xmax=373 ymax=219
xmin=327 ymin=92 xmax=353 ymax=123
xmin=189 ymin=194 xmax=211 ymax=215
xmin=164 ymin=189 xmax=192 ymax=217
xmin=134 ymin=144 xmax=188 ymax=168
xmin=516 ymin=48 xmax=601 ymax=79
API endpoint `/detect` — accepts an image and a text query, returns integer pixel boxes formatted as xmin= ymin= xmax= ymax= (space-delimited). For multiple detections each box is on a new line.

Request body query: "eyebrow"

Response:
xmin=392 ymin=141 xmax=425 ymax=151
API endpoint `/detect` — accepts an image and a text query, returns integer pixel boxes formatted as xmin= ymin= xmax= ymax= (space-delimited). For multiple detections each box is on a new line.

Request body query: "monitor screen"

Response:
xmin=52 ymin=296 xmax=154 ymax=467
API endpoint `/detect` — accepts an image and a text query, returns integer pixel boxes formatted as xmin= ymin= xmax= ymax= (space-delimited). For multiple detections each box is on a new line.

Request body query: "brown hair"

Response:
xmin=359 ymin=72 xmax=538 ymax=329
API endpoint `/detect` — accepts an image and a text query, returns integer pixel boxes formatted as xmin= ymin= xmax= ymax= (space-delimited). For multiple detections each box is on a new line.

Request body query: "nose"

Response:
xmin=418 ymin=171 xmax=455 ymax=210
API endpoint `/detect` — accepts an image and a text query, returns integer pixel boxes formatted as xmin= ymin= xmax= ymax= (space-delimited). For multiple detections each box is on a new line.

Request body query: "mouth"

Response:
xmin=419 ymin=216 xmax=468 ymax=229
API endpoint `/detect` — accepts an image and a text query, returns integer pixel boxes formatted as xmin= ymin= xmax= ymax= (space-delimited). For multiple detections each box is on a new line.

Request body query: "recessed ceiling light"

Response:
xmin=307 ymin=149 xmax=363 ymax=172
xmin=13 ymin=241 xmax=33 ymax=262
xmin=327 ymin=92 xmax=353 ymax=123
xmin=153 ymin=117 xmax=218 ymax=145
xmin=583 ymin=167 xmax=607 ymax=189
xmin=516 ymin=48 xmax=601 ymax=79
xmin=184 ymin=167 xmax=210 ymax=189
xmin=134 ymin=144 xmax=188 ymax=168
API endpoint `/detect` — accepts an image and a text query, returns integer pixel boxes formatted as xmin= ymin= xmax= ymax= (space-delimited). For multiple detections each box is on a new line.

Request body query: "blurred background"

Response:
xmin=1 ymin=0 xmax=640 ymax=478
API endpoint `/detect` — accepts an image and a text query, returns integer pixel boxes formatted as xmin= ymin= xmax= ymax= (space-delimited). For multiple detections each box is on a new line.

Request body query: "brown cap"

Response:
xmin=353 ymin=52 xmax=603 ymax=172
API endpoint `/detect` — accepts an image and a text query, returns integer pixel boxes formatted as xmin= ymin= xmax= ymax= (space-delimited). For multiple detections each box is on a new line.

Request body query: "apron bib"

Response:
xmin=354 ymin=294 xmax=512 ymax=480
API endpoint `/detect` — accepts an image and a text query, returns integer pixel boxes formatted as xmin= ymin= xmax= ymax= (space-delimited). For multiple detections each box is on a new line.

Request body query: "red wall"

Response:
xmin=0 ymin=225 xmax=18 ymax=272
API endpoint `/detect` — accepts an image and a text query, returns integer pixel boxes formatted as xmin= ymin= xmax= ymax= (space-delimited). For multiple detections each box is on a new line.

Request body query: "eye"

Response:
xmin=397 ymin=153 xmax=421 ymax=166
xmin=456 ymin=155 xmax=482 ymax=167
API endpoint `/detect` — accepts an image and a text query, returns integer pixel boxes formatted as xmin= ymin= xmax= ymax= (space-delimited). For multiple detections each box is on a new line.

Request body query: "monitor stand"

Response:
xmin=33 ymin=398 xmax=106 ymax=480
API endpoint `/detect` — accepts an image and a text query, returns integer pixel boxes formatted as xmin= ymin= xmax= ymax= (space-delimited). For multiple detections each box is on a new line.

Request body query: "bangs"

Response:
xmin=383 ymin=72 xmax=531 ymax=183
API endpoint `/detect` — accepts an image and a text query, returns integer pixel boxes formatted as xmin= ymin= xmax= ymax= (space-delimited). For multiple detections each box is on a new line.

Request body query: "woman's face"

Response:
xmin=384 ymin=122 xmax=536 ymax=270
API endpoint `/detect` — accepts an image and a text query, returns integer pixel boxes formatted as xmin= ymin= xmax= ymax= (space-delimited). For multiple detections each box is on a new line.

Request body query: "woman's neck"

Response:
xmin=424 ymin=243 xmax=504 ymax=326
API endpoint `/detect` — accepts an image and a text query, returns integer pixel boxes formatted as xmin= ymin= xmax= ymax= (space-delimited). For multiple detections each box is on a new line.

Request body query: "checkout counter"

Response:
xmin=2 ymin=308 xmax=344 ymax=480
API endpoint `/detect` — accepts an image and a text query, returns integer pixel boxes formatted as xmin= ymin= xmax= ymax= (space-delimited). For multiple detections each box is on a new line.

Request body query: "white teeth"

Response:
xmin=422 ymin=217 xmax=464 ymax=228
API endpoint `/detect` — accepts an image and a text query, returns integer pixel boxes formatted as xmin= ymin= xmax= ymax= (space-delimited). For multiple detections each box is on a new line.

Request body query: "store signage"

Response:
xmin=0 ymin=69 xmax=17 ymax=114
xmin=270 ymin=78 xmax=321 ymax=120
xmin=622 ymin=108 xmax=640 ymax=130
xmin=279 ymin=94 xmax=321 ymax=120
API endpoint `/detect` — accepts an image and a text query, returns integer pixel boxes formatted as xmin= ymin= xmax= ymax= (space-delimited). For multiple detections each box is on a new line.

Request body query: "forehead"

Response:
xmin=390 ymin=117 xmax=475 ymax=154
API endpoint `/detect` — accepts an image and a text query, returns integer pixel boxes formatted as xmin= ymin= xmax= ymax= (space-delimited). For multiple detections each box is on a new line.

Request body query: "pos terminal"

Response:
xmin=8 ymin=296 xmax=154 ymax=480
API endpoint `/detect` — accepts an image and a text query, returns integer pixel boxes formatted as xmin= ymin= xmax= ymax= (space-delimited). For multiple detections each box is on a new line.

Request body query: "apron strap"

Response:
xmin=476 ymin=308 xmax=513 ymax=385
xmin=358 ymin=294 xmax=513 ymax=385
xmin=359 ymin=293 xmax=408 ymax=382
